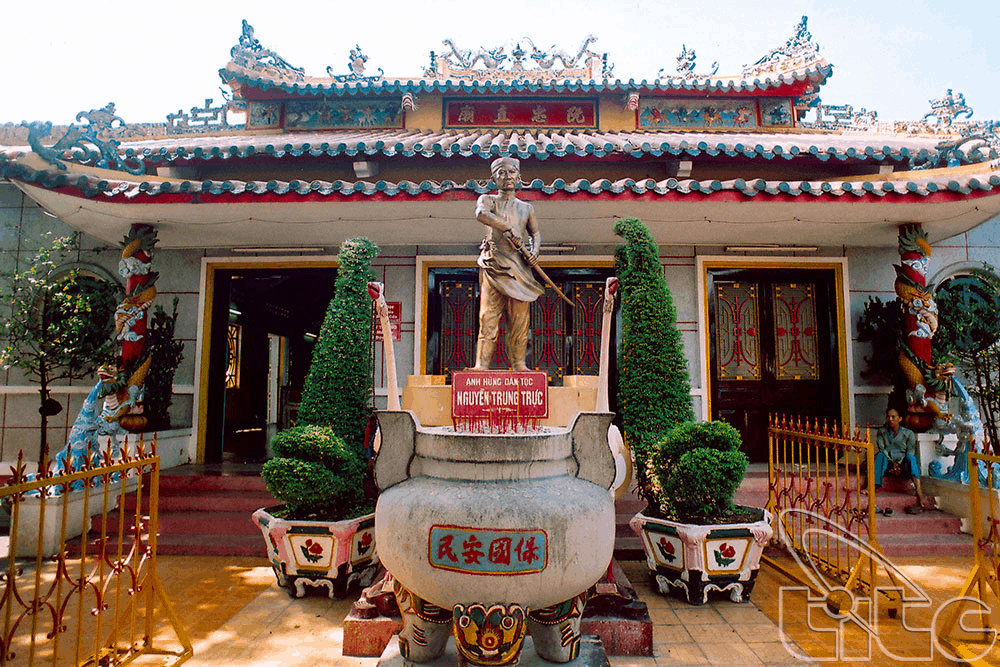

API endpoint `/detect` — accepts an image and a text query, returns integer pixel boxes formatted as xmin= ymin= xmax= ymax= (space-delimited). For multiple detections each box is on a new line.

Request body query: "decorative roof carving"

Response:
xmin=660 ymin=45 xmax=719 ymax=81
xmin=166 ymin=98 xmax=232 ymax=134
xmin=922 ymin=89 xmax=974 ymax=127
xmin=741 ymin=16 xmax=822 ymax=78
xmin=229 ymin=20 xmax=304 ymax=83
xmin=24 ymin=103 xmax=145 ymax=175
xmin=326 ymin=45 xmax=384 ymax=84
xmin=424 ymin=36 xmax=612 ymax=83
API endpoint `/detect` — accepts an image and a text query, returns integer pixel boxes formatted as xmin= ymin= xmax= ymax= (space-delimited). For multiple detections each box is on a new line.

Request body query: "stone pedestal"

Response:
xmin=377 ymin=635 xmax=610 ymax=667
xmin=343 ymin=560 xmax=653 ymax=657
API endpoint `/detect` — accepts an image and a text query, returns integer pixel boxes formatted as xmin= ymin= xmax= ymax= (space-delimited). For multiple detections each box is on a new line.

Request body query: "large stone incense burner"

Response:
xmin=375 ymin=408 xmax=616 ymax=665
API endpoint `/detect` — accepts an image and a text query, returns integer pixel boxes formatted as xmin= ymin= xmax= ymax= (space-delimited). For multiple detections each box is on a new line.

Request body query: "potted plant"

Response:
xmin=629 ymin=421 xmax=772 ymax=605
xmin=252 ymin=237 xmax=380 ymax=599
xmin=612 ymin=217 xmax=770 ymax=604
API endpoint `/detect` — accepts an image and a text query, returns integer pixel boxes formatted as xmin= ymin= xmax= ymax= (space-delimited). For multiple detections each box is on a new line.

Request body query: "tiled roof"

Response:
xmin=221 ymin=61 xmax=831 ymax=99
xmin=51 ymin=128 xmax=952 ymax=164
xmin=4 ymin=151 xmax=997 ymax=201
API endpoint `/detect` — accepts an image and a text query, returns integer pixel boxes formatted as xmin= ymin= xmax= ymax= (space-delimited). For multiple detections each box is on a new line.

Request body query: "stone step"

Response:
xmin=878 ymin=532 xmax=974 ymax=557
xmin=93 ymin=509 xmax=262 ymax=536
xmin=159 ymin=472 xmax=268 ymax=493
xmin=121 ymin=491 xmax=276 ymax=513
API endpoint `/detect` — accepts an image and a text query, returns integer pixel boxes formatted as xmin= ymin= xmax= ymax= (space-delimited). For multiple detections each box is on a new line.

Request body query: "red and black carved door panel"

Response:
xmin=428 ymin=269 xmax=615 ymax=389
xmin=708 ymin=268 xmax=841 ymax=462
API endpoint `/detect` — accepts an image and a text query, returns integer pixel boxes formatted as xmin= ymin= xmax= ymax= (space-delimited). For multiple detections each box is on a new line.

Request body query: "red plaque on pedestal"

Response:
xmin=451 ymin=370 xmax=548 ymax=432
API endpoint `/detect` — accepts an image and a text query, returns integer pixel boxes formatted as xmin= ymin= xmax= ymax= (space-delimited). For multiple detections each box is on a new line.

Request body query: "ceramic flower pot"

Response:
xmin=629 ymin=508 xmax=772 ymax=605
xmin=251 ymin=507 xmax=379 ymax=598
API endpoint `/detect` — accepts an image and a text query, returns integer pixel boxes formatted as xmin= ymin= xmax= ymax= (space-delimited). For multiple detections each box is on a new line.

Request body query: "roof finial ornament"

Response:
xmin=230 ymin=20 xmax=304 ymax=80
xmin=23 ymin=102 xmax=145 ymax=176
xmin=923 ymin=89 xmax=974 ymax=127
xmin=660 ymin=44 xmax=719 ymax=80
xmin=741 ymin=15 xmax=821 ymax=78
xmin=430 ymin=37 xmax=606 ymax=83
xmin=327 ymin=45 xmax=384 ymax=83
xmin=526 ymin=35 xmax=600 ymax=70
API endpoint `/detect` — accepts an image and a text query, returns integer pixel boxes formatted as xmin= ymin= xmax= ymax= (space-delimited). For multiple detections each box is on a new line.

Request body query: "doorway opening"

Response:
xmin=204 ymin=267 xmax=337 ymax=463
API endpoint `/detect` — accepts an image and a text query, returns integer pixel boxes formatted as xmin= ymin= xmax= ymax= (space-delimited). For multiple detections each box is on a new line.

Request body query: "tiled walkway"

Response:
xmin=146 ymin=555 xmax=994 ymax=667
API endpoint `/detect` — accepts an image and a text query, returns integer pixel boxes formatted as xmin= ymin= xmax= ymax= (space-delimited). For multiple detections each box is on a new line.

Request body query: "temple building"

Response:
xmin=2 ymin=17 xmax=999 ymax=465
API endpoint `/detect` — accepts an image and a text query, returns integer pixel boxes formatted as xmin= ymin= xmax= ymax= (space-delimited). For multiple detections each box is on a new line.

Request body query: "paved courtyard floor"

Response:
xmin=140 ymin=553 xmax=995 ymax=667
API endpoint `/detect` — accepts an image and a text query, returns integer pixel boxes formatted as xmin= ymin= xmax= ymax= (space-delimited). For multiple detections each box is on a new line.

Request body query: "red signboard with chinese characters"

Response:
xmin=444 ymin=99 xmax=597 ymax=129
xmin=373 ymin=301 xmax=402 ymax=342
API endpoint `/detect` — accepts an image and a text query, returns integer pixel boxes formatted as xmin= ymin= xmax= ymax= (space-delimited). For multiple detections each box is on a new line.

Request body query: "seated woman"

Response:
xmin=873 ymin=407 xmax=932 ymax=514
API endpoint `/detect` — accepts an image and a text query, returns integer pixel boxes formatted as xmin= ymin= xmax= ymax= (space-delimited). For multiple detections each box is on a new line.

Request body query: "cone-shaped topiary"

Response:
xmin=262 ymin=237 xmax=379 ymax=520
xmin=297 ymin=237 xmax=379 ymax=449
xmin=613 ymin=217 xmax=694 ymax=505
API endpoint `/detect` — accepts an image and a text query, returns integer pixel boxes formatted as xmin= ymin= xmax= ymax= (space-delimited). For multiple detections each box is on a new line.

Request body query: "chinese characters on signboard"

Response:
xmin=429 ymin=525 xmax=548 ymax=575
xmin=445 ymin=99 xmax=597 ymax=129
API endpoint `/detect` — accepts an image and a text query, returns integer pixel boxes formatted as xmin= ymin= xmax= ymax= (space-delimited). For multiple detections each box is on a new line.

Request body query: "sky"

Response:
xmin=2 ymin=0 xmax=997 ymax=127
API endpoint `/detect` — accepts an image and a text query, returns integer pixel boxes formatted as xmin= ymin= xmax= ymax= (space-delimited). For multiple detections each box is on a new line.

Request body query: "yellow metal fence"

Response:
xmin=0 ymin=438 xmax=190 ymax=666
xmin=765 ymin=414 xmax=899 ymax=612
xmin=938 ymin=450 xmax=1000 ymax=662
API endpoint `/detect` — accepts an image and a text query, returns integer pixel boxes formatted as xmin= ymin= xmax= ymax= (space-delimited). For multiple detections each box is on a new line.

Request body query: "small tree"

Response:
xmin=0 ymin=233 xmax=119 ymax=463
xmin=144 ymin=297 xmax=184 ymax=431
xmin=613 ymin=217 xmax=694 ymax=497
xmin=855 ymin=296 xmax=907 ymax=409
xmin=933 ymin=269 xmax=1000 ymax=455
xmin=297 ymin=237 xmax=379 ymax=450
xmin=262 ymin=237 xmax=379 ymax=520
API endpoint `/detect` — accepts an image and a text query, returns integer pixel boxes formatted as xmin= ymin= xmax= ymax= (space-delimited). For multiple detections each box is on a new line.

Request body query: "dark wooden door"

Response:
xmin=708 ymin=268 xmax=841 ymax=462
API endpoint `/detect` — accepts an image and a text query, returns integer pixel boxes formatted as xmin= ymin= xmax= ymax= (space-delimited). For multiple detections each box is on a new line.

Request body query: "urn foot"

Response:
xmin=453 ymin=603 xmax=527 ymax=667
xmin=394 ymin=582 xmax=452 ymax=661
xmin=527 ymin=593 xmax=586 ymax=662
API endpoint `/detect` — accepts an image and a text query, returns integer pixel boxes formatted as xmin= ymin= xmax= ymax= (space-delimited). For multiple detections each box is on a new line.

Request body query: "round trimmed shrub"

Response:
xmin=262 ymin=425 xmax=370 ymax=520
xmin=649 ymin=420 xmax=748 ymax=522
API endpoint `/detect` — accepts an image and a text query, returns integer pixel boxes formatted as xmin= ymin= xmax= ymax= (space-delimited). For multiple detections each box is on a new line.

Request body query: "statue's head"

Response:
xmin=491 ymin=157 xmax=520 ymax=189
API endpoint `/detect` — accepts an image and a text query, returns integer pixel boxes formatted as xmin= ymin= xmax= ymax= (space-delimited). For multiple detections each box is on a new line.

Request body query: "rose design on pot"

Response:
xmin=657 ymin=537 xmax=676 ymax=563
xmin=301 ymin=538 xmax=324 ymax=564
xmin=357 ymin=531 xmax=373 ymax=556
xmin=713 ymin=542 xmax=737 ymax=568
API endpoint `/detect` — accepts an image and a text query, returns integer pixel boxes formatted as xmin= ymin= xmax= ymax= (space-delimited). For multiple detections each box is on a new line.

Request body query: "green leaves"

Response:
xmin=262 ymin=425 xmax=370 ymax=519
xmin=296 ymin=237 xmax=379 ymax=450
xmin=266 ymin=238 xmax=380 ymax=518
xmin=0 ymin=233 xmax=119 ymax=462
xmin=613 ymin=217 xmax=694 ymax=505
xmin=651 ymin=421 xmax=747 ymax=522
xmin=144 ymin=298 xmax=184 ymax=430
xmin=0 ymin=233 xmax=118 ymax=382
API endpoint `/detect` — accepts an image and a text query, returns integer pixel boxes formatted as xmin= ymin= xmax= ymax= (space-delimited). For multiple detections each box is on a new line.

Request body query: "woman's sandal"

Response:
xmin=904 ymin=504 xmax=923 ymax=515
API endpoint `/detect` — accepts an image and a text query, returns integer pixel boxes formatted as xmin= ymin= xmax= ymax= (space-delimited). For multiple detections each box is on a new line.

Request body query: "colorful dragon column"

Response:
xmin=895 ymin=224 xmax=952 ymax=430
xmin=100 ymin=224 xmax=158 ymax=432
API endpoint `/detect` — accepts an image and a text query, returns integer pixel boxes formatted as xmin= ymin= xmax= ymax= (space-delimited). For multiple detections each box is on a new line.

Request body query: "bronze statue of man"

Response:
xmin=473 ymin=157 xmax=544 ymax=370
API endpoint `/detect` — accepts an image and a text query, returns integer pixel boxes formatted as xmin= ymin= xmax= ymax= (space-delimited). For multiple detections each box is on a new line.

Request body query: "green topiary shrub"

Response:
xmin=297 ymin=237 xmax=379 ymax=450
xmin=648 ymin=421 xmax=749 ymax=523
xmin=263 ymin=237 xmax=380 ymax=520
xmin=261 ymin=425 xmax=371 ymax=520
xmin=613 ymin=217 xmax=694 ymax=502
xmin=144 ymin=298 xmax=184 ymax=431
